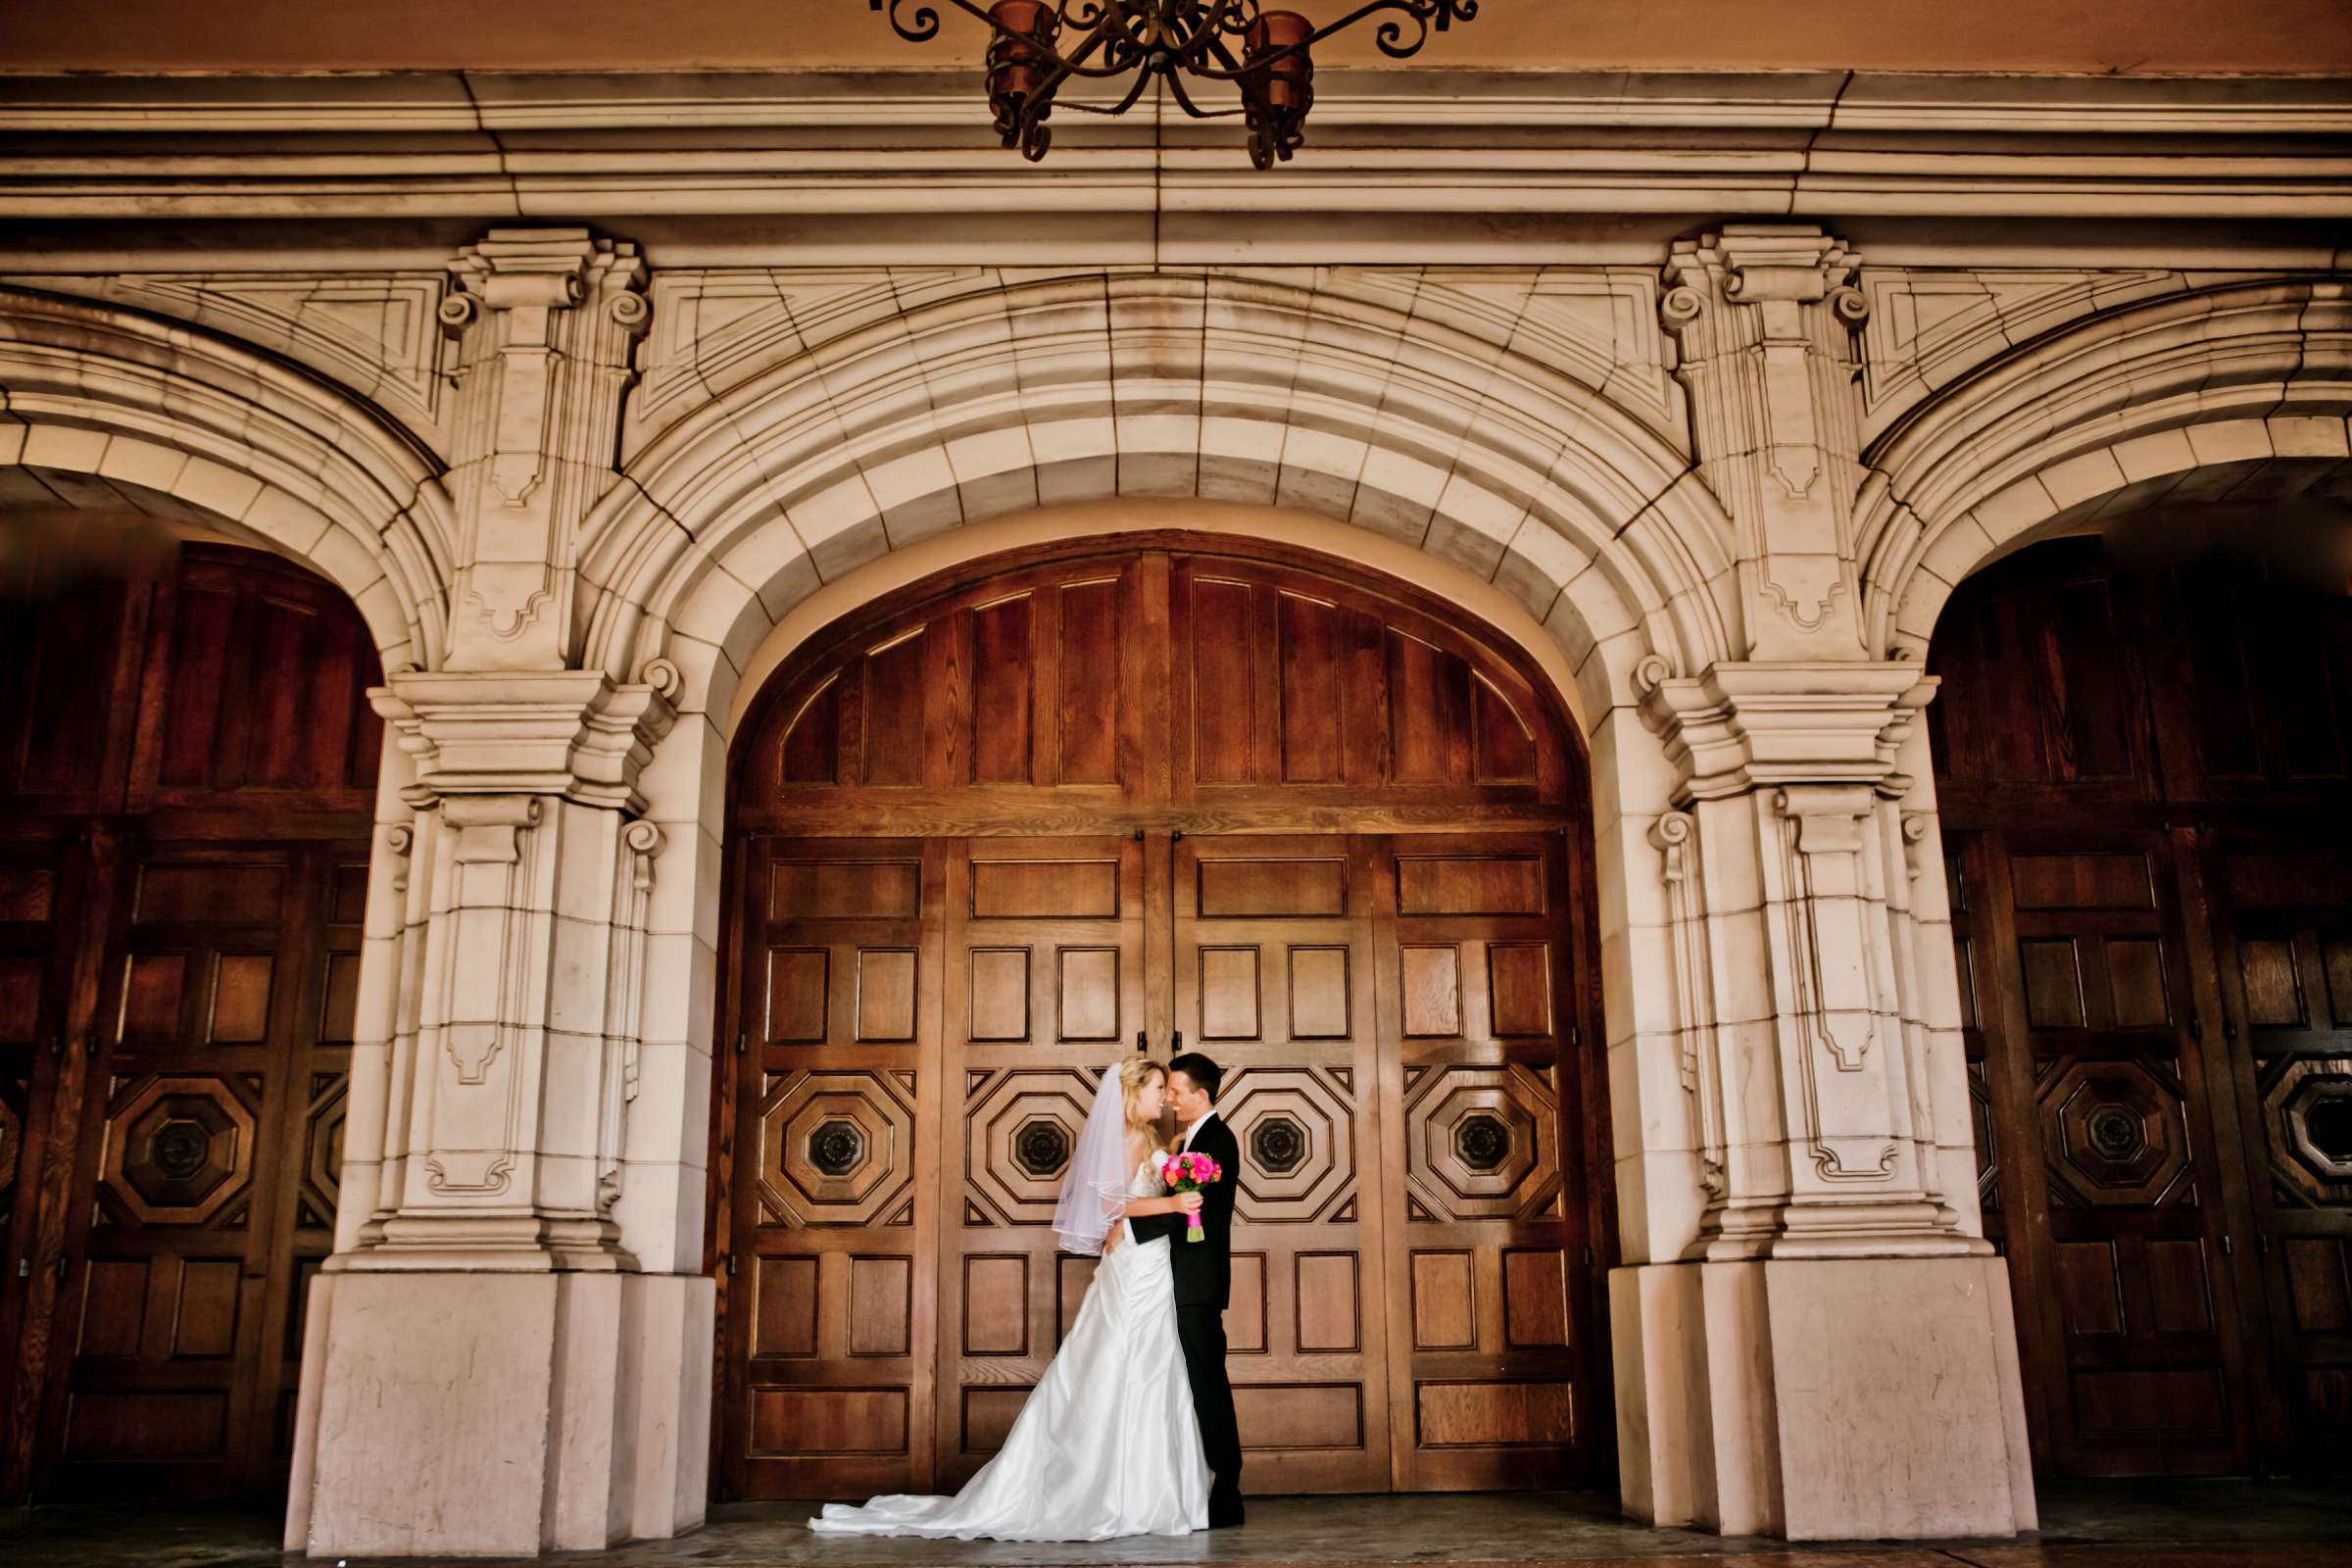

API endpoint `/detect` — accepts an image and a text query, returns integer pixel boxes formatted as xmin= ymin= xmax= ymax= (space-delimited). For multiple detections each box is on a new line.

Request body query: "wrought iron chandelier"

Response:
xmin=869 ymin=0 xmax=1479 ymax=169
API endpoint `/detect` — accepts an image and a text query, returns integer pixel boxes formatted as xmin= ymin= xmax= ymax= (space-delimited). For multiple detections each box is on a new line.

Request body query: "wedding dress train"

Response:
xmin=808 ymin=1157 xmax=1210 ymax=1541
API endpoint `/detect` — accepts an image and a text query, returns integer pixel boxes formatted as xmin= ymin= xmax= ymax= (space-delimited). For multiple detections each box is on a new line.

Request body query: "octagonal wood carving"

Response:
xmin=1221 ymin=1065 xmax=1354 ymax=1223
xmin=758 ymin=1069 xmax=916 ymax=1226
xmin=2036 ymin=1056 xmax=2192 ymax=1208
xmin=1404 ymin=1063 xmax=1559 ymax=1221
xmin=965 ymin=1067 xmax=1096 ymax=1225
xmin=100 ymin=1073 xmax=257 ymax=1226
xmin=2259 ymin=1054 xmax=2352 ymax=1208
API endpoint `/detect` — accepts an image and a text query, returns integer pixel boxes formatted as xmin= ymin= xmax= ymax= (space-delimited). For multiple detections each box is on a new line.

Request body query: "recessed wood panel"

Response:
xmin=962 ymin=1255 xmax=1028 ymax=1356
xmin=754 ymin=1256 xmax=818 ymax=1357
xmin=121 ymin=953 xmax=186 ymax=1042
xmin=2284 ymin=1239 xmax=2351 ymax=1332
xmin=970 ymin=859 xmax=1118 ymax=919
xmin=1388 ymin=631 xmax=1465 ymax=786
xmin=1288 ymin=947 xmax=1350 ymax=1040
xmin=855 ymin=949 xmax=918 ymax=1043
xmin=1415 ymin=1381 xmax=1576 ymax=1447
xmin=781 ymin=681 xmax=839 ymax=784
xmin=78 ymin=1259 xmax=148 ymax=1357
xmin=1234 ymin=1384 xmax=1361 ymax=1449
xmin=1397 ymin=858 xmax=1544 ymax=916
xmin=172 ymin=1260 xmax=241 ymax=1358
xmin=971 ymin=594 xmax=1034 ymax=786
xmin=1056 ymin=948 xmax=1119 ymax=1041
xmin=318 ymin=952 xmax=361 ymax=1044
xmin=1486 ymin=944 xmax=1551 ymax=1038
xmin=1472 ymin=677 xmax=1538 ymax=784
xmin=0 ymin=955 xmax=42 ymax=1042
xmin=63 ymin=1393 xmax=228 ymax=1459
xmin=1400 ymin=946 xmax=1462 ymax=1038
xmin=1502 ymin=1249 xmax=1570 ymax=1348
xmin=1198 ymin=858 xmax=1346 ymax=918
xmin=1410 ymin=1250 xmax=1475 ymax=1350
xmin=1296 ymin=1253 xmax=1360 ymax=1352
xmin=849 ymin=1256 xmax=912 ymax=1357
xmin=1226 ymin=1252 xmax=1267 ymax=1354
xmin=967 ymin=949 xmax=1029 ymax=1043
xmin=2105 ymin=939 xmax=2170 ymax=1029
xmin=2055 ymin=1242 xmax=2125 ymax=1336
xmin=1199 ymin=948 xmax=1262 ymax=1041
xmin=2239 ymin=940 xmax=2306 ymax=1028
xmin=136 ymin=864 xmax=283 ymax=924
xmin=860 ymin=630 xmax=927 ymax=787
xmin=2071 ymin=1369 xmax=2228 ymax=1434
xmin=1057 ymin=577 xmax=1121 ymax=785
xmin=771 ymin=860 xmax=919 ymax=920
xmin=209 ymin=954 xmax=272 ymax=1043
xmin=751 ymin=1389 xmax=908 ymax=1455
xmin=2021 ymin=939 xmax=2086 ymax=1028
xmin=2145 ymin=1240 xmax=2215 ymax=1336
xmin=1278 ymin=593 xmax=1345 ymax=784
xmin=2012 ymin=854 xmax=2154 ymax=910
xmin=766 ymin=949 xmax=829 ymax=1043
xmin=1192 ymin=577 xmax=1255 ymax=784
xmin=960 ymin=1387 xmax=1030 ymax=1454
xmin=0 ymin=866 xmax=56 ymax=921
xmin=2327 ymin=940 xmax=2352 ymax=1028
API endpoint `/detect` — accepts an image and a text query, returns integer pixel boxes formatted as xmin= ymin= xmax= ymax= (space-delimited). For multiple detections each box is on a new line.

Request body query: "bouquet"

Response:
xmin=1161 ymin=1151 xmax=1222 ymax=1243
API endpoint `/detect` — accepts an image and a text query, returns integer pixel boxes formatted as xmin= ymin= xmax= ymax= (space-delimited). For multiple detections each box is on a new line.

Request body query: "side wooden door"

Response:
xmin=1372 ymin=831 xmax=1594 ymax=1489
xmin=1959 ymin=828 xmax=2260 ymax=1475
xmin=935 ymin=835 xmax=1147 ymax=1488
xmin=724 ymin=837 xmax=947 ymax=1500
xmin=1172 ymin=832 xmax=1393 ymax=1493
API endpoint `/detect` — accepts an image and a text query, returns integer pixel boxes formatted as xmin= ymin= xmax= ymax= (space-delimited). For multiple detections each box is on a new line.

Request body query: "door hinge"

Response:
xmin=734 ymin=1031 xmax=747 ymax=1057
xmin=724 ymin=1254 xmax=738 ymax=1277
xmin=2187 ymin=1017 xmax=2203 ymax=1041
xmin=2219 ymin=1235 xmax=2234 ymax=1256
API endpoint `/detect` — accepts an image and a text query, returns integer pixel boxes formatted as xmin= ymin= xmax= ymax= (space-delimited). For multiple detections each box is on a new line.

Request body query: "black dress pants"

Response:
xmin=1174 ymin=1303 xmax=1244 ymax=1525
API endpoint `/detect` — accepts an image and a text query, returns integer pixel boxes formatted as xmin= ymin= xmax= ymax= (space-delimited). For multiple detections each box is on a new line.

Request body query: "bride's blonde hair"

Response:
xmin=1119 ymin=1057 xmax=1166 ymax=1141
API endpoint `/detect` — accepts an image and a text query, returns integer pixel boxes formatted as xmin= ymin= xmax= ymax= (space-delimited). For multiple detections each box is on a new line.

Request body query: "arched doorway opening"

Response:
xmin=0 ymin=514 xmax=381 ymax=1499
xmin=1930 ymin=518 xmax=2352 ymax=1479
xmin=710 ymin=530 xmax=1611 ymax=1501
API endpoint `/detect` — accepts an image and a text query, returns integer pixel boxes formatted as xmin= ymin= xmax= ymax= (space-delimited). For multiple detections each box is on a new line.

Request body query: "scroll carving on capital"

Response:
xmin=441 ymin=226 xmax=650 ymax=671
xmin=1661 ymin=224 xmax=1872 ymax=661
xmin=598 ymin=817 xmax=665 ymax=1212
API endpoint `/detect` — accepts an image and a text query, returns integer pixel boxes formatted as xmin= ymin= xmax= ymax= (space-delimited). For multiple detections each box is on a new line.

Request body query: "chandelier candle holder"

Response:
xmin=870 ymin=0 xmax=1479 ymax=168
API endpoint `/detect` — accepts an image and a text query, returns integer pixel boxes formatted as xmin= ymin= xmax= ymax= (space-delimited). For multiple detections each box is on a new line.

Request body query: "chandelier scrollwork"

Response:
xmin=870 ymin=0 xmax=1479 ymax=168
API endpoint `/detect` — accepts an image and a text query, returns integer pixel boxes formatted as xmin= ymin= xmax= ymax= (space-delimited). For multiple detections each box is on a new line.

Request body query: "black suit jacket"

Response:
xmin=1127 ymin=1112 xmax=1239 ymax=1308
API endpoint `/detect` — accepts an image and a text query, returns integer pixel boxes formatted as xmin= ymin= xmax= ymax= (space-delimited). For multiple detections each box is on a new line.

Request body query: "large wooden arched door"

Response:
xmin=715 ymin=534 xmax=1608 ymax=1501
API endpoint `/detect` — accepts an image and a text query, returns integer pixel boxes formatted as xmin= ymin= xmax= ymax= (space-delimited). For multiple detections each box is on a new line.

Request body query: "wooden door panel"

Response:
xmin=1962 ymin=832 xmax=2256 ymax=1476
xmin=1175 ymin=834 xmax=1391 ymax=1494
xmin=1373 ymin=832 xmax=1595 ymax=1490
xmin=938 ymin=836 xmax=1144 ymax=1488
xmin=2212 ymin=844 xmax=2352 ymax=1469
xmin=726 ymin=838 xmax=944 ymax=1500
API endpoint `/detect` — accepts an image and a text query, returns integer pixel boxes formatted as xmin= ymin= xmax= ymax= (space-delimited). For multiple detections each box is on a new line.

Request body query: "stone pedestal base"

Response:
xmin=285 ymin=1270 xmax=714 ymax=1556
xmin=1611 ymin=1254 xmax=2036 ymax=1540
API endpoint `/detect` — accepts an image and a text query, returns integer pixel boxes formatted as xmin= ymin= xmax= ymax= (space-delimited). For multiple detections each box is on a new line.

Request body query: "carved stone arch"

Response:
xmin=0 ymin=283 xmax=456 ymax=669
xmin=574 ymin=271 xmax=1736 ymax=733
xmin=1855 ymin=277 xmax=2352 ymax=657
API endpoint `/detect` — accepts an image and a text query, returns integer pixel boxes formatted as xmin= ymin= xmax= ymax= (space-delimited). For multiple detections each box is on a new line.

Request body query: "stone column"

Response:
xmin=1608 ymin=227 xmax=2034 ymax=1540
xmin=287 ymin=228 xmax=712 ymax=1557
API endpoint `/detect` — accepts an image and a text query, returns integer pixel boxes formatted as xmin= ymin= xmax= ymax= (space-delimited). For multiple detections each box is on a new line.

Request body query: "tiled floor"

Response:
xmin=4 ymin=1480 xmax=2348 ymax=1567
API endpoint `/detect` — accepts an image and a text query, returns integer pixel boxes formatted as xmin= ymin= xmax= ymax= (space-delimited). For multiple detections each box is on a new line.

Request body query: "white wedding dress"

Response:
xmin=808 ymin=1156 xmax=1210 ymax=1542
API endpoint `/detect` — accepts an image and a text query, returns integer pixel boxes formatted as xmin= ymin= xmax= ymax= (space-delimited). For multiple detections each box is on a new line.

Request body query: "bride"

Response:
xmin=808 ymin=1054 xmax=1211 ymax=1541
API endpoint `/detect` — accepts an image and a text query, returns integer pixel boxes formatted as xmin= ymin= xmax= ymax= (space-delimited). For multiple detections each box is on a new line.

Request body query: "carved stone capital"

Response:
xmin=1640 ymin=662 xmax=1937 ymax=804
xmin=371 ymin=669 xmax=677 ymax=814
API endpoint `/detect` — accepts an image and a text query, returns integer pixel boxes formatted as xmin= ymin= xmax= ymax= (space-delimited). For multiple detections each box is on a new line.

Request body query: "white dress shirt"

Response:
xmin=1179 ymin=1107 xmax=1218 ymax=1152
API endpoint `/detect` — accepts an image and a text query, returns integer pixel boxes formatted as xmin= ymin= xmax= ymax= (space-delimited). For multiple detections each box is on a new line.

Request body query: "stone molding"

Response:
xmin=1 ymin=71 xmax=2347 ymax=235
xmin=372 ymin=669 xmax=676 ymax=814
xmin=0 ymin=282 xmax=456 ymax=668
xmin=1637 ymin=660 xmax=1932 ymax=803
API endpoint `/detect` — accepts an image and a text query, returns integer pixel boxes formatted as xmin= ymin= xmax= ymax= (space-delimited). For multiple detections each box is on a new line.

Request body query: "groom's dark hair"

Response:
xmin=1166 ymin=1052 xmax=1221 ymax=1102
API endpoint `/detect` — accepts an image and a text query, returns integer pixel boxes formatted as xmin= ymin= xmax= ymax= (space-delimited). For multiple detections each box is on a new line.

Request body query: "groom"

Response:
xmin=1111 ymin=1051 xmax=1245 ymax=1527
